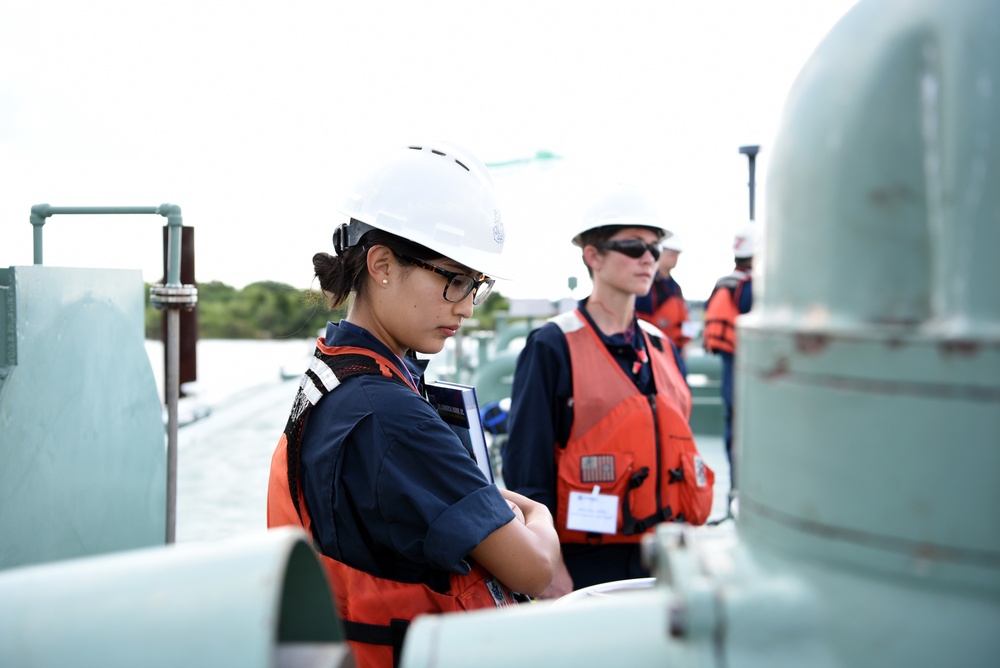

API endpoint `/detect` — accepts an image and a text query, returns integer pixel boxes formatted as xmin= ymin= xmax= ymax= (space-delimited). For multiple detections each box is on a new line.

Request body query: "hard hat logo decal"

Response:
xmin=493 ymin=209 xmax=505 ymax=245
xmin=733 ymin=225 xmax=755 ymax=258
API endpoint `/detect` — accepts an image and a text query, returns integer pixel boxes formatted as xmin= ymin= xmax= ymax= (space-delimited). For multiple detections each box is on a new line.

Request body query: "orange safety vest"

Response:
xmin=638 ymin=278 xmax=691 ymax=351
xmin=267 ymin=339 xmax=517 ymax=668
xmin=703 ymin=269 xmax=751 ymax=355
xmin=552 ymin=311 xmax=714 ymax=545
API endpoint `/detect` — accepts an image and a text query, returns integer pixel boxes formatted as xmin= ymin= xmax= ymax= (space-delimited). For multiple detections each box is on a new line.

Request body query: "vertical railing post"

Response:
xmin=150 ymin=204 xmax=196 ymax=544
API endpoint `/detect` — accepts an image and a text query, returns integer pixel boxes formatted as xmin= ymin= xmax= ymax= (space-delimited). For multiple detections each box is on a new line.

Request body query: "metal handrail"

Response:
xmin=27 ymin=203 xmax=195 ymax=543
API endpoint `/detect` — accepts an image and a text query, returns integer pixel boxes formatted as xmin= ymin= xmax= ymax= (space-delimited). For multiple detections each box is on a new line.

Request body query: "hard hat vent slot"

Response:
xmin=405 ymin=145 xmax=471 ymax=171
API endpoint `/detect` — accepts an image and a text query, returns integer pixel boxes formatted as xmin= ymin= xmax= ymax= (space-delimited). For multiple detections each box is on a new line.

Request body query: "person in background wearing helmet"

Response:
xmin=503 ymin=185 xmax=715 ymax=598
xmin=635 ymin=234 xmax=691 ymax=377
xmin=703 ymin=225 xmax=755 ymax=504
xmin=267 ymin=143 xmax=560 ymax=668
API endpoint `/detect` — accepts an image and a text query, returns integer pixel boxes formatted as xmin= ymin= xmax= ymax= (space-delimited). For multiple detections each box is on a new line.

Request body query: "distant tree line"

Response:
xmin=145 ymin=280 xmax=510 ymax=339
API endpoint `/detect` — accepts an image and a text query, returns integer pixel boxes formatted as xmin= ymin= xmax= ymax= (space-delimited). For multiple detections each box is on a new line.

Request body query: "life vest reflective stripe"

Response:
xmin=703 ymin=270 xmax=751 ymax=354
xmin=266 ymin=338 xmax=517 ymax=668
xmin=638 ymin=283 xmax=690 ymax=350
xmin=551 ymin=311 xmax=714 ymax=545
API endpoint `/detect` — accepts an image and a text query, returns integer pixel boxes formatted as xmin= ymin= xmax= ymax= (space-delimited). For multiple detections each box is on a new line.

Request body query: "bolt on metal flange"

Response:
xmin=149 ymin=284 xmax=198 ymax=310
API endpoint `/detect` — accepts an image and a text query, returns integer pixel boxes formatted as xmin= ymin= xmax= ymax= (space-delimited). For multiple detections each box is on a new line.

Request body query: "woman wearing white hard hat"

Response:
xmin=267 ymin=143 xmax=559 ymax=668
xmin=504 ymin=184 xmax=715 ymax=599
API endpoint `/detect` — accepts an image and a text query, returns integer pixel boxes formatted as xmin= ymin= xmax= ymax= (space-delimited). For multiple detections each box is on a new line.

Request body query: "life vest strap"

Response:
xmin=283 ymin=348 xmax=412 ymax=519
xmin=620 ymin=465 xmax=672 ymax=535
xmin=342 ymin=618 xmax=410 ymax=666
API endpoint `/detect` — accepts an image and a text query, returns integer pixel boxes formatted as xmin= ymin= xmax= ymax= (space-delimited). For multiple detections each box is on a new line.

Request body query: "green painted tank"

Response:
xmin=398 ymin=0 xmax=1000 ymax=665
xmin=0 ymin=266 xmax=166 ymax=568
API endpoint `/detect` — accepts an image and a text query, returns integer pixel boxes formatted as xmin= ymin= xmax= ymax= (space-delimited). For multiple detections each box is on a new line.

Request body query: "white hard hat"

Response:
xmin=335 ymin=142 xmax=507 ymax=278
xmin=733 ymin=224 xmax=755 ymax=259
xmin=661 ymin=234 xmax=684 ymax=252
xmin=572 ymin=183 xmax=672 ymax=247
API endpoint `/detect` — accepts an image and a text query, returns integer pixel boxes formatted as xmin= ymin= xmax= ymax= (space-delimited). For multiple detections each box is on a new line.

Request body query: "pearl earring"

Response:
xmin=382 ymin=279 xmax=389 ymax=285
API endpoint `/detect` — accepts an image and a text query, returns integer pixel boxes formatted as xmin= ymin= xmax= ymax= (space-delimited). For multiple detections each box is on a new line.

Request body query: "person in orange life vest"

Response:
xmin=635 ymin=234 xmax=690 ymax=377
xmin=266 ymin=143 xmax=559 ymax=668
xmin=503 ymin=184 xmax=714 ymax=599
xmin=703 ymin=224 xmax=754 ymax=495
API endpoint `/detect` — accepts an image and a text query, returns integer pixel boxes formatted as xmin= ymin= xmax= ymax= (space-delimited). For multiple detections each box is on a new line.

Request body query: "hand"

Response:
xmin=506 ymin=499 xmax=526 ymax=524
xmin=473 ymin=489 xmax=561 ymax=597
xmin=499 ymin=489 xmax=553 ymax=526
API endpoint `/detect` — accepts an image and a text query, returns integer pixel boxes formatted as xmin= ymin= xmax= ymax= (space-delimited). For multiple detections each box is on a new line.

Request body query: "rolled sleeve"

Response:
xmin=375 ymin=407 xmax=516 ymax=575
xmin=424 ymin=484 xmax=514 ymax=573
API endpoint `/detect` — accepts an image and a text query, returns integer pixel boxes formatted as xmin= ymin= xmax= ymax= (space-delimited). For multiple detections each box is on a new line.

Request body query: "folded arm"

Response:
xmin=470 ymin=488 xmax=560 ymax=597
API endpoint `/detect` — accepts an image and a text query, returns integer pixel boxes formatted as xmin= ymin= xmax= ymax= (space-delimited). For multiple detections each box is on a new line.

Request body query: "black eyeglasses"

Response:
xmin=599 ymin=239 xmax=661 ymax=261
xmin=397 ymin=253 xmax=495 ymax=305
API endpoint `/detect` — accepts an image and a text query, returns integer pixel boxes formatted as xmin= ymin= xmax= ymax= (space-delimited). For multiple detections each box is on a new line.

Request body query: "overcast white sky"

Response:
xmin=0 ymin=0 xmax=861 ymax=302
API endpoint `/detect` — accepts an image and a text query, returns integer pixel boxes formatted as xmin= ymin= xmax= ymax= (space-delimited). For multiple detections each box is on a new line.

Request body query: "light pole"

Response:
xmin=739 ymin=145 xmax=760 ymax=221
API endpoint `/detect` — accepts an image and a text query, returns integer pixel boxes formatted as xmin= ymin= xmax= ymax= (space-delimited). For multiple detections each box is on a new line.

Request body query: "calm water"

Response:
xmin=146 ymin=338 xmax=314 ymax=543
xmin=145 ymin=338 xmax=732 ymax=544
xmin=145 ymin=336 xmax=474 ymax=543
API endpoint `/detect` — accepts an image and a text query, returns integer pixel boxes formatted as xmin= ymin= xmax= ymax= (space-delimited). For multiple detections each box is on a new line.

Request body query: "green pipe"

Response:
xmin=28 ymin=203 xmax=184 ymax=285
xmin=0 ymin=527 xmax=346 ymax=667
xmin=157 ymin=203 xmax=184 ymax=287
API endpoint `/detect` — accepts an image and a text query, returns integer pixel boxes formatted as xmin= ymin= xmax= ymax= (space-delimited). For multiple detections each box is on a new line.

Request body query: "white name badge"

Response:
xmin=566 ymin=488 xmax=618 ymax=535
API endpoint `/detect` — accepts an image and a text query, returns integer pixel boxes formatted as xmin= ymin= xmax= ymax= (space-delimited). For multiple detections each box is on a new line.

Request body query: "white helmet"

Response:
xmin=572 ymin=183 xmax=672 ymax=247
xmin=733 ymin=224 xmax=755 ymax=259
xmin=334 ymin=142 xmax=507 ymax=278
xmin=661 ymin=234 xmax=684 ymax=252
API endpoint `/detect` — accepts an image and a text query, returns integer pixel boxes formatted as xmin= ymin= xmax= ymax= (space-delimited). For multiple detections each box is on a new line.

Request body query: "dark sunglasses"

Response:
xmin=599 ymin=239 xmax=661 ymax=261
xmin=397 ymin=253 xmax=495 ymax=305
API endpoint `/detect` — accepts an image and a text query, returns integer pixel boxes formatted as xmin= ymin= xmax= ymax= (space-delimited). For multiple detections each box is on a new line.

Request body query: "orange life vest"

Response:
xmin=703 ymin=269 xmax=751 ymax=355
xmin=551 ymin=311 xmax=714 ymax=545
xmin=637 ymin=279 xmax=691 ymax=350
xmin=267 ymin=339 xmax=517 ymax=668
